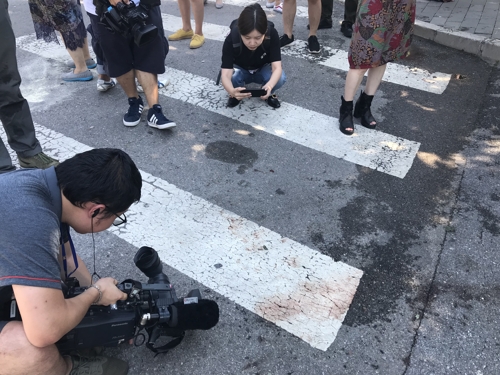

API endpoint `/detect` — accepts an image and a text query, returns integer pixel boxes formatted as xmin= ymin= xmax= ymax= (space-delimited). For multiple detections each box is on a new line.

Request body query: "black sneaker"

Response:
xmin=340 ymin=21 xmax=353 ymax=38
xmin=307 ymin=35 xmax=322 ymax=54
xmin=227 ymin=96 xmax=240 ymax=108
xmin=123 ymin=96 xmax=144 ymax=127
xmin=279 ymin=34 xmax=295 ymax=48
xmin=266 ymin=94 xmax=281 ymax=109
xmin=147 ymin=104 xmax=176 ymax=129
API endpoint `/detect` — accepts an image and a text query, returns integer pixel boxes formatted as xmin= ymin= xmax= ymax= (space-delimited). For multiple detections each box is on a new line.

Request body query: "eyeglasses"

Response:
xmin=112 ymin=213 xmax=127 ymax=226
xmin=105 ymin=207 xmax=127 ymax=226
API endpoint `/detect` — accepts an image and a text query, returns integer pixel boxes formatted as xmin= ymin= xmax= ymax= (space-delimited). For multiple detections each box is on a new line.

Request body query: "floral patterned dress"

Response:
xmin=28 ymin=0 xmax=87 ymax=51
xmin=348 ymin=0 xmax=416 ymax=69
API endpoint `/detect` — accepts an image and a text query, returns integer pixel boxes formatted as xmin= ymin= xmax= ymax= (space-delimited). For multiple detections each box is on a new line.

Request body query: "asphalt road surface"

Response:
xmin=4 ymin=0 xmax=500 ymax=374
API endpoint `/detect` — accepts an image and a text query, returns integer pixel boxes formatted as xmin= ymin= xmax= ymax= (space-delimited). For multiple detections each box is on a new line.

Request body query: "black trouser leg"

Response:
xmin=344 ymin=0 xmax=359 ymax=24
xmin=0 ymin=0 xmax=42 ymax=172
xmin=321 ymin=0 xmax=333 ymax=21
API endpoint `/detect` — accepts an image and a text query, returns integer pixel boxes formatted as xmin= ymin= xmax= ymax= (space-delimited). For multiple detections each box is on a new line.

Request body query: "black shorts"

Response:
xmin=89 ymin=6 xmax=168 ymax=77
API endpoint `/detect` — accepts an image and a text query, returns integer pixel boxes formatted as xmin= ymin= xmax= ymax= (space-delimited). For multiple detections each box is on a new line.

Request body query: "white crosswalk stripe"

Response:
xmin=0 ymin=122 xmax=363 ymax=351
xmin=161 ymin=14 xmax=452 ymax=94
xmin=17 ymin=33 xmax=420 ymax=178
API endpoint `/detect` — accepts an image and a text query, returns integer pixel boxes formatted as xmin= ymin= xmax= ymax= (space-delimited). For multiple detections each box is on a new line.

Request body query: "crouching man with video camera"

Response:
xmin=84 ymin=0 xmax=176 ymax=130
xmin=0 ymin=148 xmax=142 ymax=375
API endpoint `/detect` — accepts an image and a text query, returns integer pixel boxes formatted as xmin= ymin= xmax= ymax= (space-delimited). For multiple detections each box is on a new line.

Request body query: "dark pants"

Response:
xmin=344 ymin=0 xmax=359 ymax=24
xmin=0 ymin=0 xmax=42 ymax=173
xmin=321 ymin=0 xmax=333 ymax=21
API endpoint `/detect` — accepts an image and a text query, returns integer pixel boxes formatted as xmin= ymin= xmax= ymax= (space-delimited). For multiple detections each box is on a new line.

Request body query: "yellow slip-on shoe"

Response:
xmin=190 ymin=34 xmax=205 ymax=49
xmin=168 ymin=29 xmax=194 ymax=41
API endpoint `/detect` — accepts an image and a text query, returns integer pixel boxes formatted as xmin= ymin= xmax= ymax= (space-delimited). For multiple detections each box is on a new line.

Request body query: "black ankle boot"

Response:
xmin=339 ymin=96 xmax=354 ymax=135
xmin=354 ymin=91 xmax=377 ymax=129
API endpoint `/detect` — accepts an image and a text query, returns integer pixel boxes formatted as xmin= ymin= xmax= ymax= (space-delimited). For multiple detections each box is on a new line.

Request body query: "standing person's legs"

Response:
xmin=86 ymin=18 xmax=115 ymax=91
xmin=306 ymin=0 xmax=322 ymax=53
xmin=319 ymin=0 xmax=333 ymax=28
xmin=168 ymin=0 xmax=195 ymax=41
xmin=0 ymin=0 xmax=57 ymax=172
xmin=308 ymin=0 xmax=332 ymax=29
xmin=65 ymin=44 xmax=88 ymax=74
xmin=320 ymin=0 xmax=333 ymax=23
xmin=341 ymin=0 xmax=358 ymax=37
xmin=307 ymin=0 xmax=322 ymax=36
xmin=189 ymin=0 xmax=205 ymax=48
xmin=135 ymin=70 xmax=159 ymax=107
xmin=344 ymin=0 xmax=358 ymax=24
xmin=179 ymin=0 xmax=192 ymax=31
xmin=344 ymin=68 xmax=366 ymax=101
xmin=364 ymin=65 xmax=386 ymax=95
xmin=339 ymin=68 xmax=366 ymax=135
xmin=282 ymin=0 xmax=296 ymax=38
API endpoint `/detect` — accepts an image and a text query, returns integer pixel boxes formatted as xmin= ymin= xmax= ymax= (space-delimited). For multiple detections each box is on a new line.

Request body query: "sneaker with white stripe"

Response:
xmin=147 ymin=104 xmax=176 ymax=130
xmin=123 ymin=96 xmax=144 ymax=127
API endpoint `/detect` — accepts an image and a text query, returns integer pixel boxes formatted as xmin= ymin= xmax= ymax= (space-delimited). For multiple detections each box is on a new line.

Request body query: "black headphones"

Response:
xmin=92 ymin=208 xmax=100 ymax=218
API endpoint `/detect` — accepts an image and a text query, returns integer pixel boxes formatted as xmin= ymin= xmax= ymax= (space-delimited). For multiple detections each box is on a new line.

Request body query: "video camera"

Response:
xmin=96 ymin=0 xmax=161 ymax=47
xmin=56 ymin=246 xmax=219 ymax=354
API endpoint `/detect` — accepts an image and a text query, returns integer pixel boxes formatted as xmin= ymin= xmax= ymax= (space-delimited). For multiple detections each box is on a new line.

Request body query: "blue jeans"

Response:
xmin=231 ymin=64 xmax=286 ymax=94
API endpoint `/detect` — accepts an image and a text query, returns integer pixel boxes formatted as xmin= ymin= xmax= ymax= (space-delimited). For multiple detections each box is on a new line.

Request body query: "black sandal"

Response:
xmin=354 ymin=91 xmax=377 ymax=129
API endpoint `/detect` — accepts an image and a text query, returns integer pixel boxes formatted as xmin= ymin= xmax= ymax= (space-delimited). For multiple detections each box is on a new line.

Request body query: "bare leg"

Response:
xmin=344 ymin=68 xmax=367 ymax=101
xmin=364 ymin=65 xmax=387 ymax=95
xmin=282 ymin=0 xmax=296 ymax=37
xmin=0 ymin=321 xmax=71 ymax=375
xmin=81 ymin=37 xmax=92 ymax=60
xmin=135 ymin=70 xmax=159 ymax=107
xmin=116 ymin=70 xmax=138 ymax=98
xmin=191 ymin=0 xmax=204 ymax=35
xmin=307 ymin=0 xmax=321 ymax=36
xmin=65 ymin=47 xmax=87 ymax=74
xmin=178 ymin=0 xmax=193 ymax=31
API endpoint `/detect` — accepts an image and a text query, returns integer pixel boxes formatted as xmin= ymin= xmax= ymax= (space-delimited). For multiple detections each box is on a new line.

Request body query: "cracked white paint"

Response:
xmin=0 ymin=123 xmax=363 ymax=351
xmin=161 ymin=14 xmax=451 ymax=94
xmin=158 ymin=66 xmax=420 ymax=178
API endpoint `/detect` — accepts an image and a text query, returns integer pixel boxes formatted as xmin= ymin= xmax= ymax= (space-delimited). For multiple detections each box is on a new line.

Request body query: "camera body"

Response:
xmin=99 ymin=1 xmax=159 ymax=46
xmin=57 ymin=247 xmax=219 ymax=354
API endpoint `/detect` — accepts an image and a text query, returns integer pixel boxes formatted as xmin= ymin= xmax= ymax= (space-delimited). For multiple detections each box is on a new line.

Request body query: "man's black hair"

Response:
xmin=55 ymin=148 xmax=142 ymax=216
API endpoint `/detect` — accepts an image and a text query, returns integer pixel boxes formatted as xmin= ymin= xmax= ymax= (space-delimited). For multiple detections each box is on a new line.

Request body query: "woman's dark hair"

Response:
xmin=238 ymin=3 xmax=268 ymax=36
xmin=55 ymin=148 xmax=142 ymax=216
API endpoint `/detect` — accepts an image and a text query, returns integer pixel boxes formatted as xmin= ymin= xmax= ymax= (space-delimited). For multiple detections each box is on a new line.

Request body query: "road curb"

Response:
xmin=414 ymin=20 xmax=500 ymax=66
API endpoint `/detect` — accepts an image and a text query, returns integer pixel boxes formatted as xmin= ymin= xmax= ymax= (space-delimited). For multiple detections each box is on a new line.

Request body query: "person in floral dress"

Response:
xmin=339 ymin=0 xmax=416 ymax=135
xmin=29 ymin=0 xmax=95 ymax=81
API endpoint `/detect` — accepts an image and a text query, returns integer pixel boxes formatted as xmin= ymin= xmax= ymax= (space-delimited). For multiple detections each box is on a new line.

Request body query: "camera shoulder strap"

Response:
xmin=146 ymin=331 xmax=185 ymax=355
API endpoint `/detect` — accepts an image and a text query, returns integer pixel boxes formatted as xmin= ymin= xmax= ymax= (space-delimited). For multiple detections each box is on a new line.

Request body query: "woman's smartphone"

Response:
xmin=241 ymin=88 xmax=268 ymax=97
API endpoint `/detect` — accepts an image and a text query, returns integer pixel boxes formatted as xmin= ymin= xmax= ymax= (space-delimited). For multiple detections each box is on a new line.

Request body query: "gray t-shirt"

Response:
xmin=0 ymin=167 xmax=62 ymax=296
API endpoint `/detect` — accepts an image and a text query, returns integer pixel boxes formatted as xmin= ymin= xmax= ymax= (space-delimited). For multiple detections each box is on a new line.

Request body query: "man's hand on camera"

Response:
xmin=94 ymin=277 xmax=127 ymax=306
